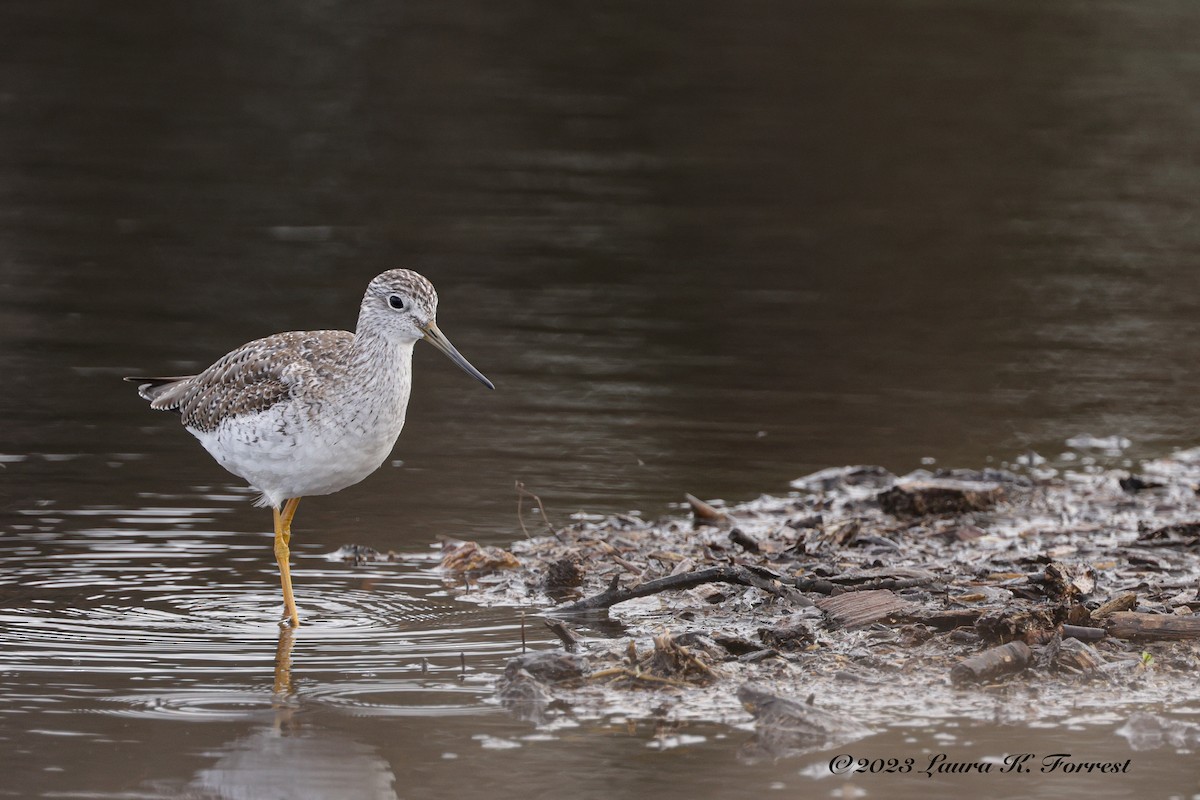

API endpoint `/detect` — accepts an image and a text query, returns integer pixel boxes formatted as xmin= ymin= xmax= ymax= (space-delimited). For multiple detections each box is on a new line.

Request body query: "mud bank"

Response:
xmin=442 ymin=450 xmax=1200 ymax=755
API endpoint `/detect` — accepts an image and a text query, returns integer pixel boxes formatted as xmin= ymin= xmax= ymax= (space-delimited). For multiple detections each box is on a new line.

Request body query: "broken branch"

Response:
xmin=554 ymin=564 xmax=790 ymax=613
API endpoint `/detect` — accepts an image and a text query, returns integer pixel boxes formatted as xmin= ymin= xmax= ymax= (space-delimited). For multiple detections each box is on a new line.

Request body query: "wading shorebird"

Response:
xmin=126 ymin=269 xmax=494 ymax=626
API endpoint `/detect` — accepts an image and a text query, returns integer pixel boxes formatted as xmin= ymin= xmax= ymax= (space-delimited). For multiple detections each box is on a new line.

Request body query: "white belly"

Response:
xmin=190 ymin=401 xmax=405 ymax=508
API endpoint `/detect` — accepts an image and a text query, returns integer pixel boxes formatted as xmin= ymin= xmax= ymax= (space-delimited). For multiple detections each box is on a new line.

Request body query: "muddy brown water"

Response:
xmin=2 ymin=1 xmax=1200 ymax=797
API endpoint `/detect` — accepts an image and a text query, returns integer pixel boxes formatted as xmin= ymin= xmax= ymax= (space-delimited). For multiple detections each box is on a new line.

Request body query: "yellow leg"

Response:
xmin=273 ymin=497 xmax=302 ymax=627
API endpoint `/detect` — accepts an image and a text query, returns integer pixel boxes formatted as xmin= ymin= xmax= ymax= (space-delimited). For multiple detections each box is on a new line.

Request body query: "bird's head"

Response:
xmin=361 ymin=269 xmax=494 ymax=389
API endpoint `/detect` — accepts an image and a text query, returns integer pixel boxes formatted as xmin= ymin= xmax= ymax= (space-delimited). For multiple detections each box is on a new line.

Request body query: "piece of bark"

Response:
xmin=685 ymin=493 xmax=731 ymax=525
xmin=669 ymin=556 xmax=697 ymax=577
xmin=1103 ymin=612 xmax=1200 ymax=641
xmin=878 ymin=480 xmax=1003 ymax=517
xmin=1091 ymin=592 xmax=1138 ymax=620
xmin=729 ymin=528 xmax=761 ymax=553
xmin=950 ymin=641 xmax=1032 ymax=685
xmin=814 ymin=589 xmax=913 ymax=628
xmin=899 ymin=608 xmax=988 ymax=630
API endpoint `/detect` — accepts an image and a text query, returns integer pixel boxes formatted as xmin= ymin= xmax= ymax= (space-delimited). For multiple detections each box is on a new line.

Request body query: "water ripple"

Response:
xmin=100 ymin=689 xmax=285 ymax=722
xmin=0 ymin=502 xmax=537 ymax=724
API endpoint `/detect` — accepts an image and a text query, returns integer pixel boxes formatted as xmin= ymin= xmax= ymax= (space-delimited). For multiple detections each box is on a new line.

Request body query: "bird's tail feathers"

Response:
xmin=123 ymin=375 xmax=195 ymax=410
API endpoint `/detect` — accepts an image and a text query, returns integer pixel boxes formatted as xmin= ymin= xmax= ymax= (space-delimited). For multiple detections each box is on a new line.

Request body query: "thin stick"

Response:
xmin=544 ymin=619 xmax=581 ymax=651
xmin=516 ymin=481 xmax=563 ymax=541
xmin=515 ymin=480 xmax=531 ymax=539
xmin=554 ymin=565 xmax=791 ymax=613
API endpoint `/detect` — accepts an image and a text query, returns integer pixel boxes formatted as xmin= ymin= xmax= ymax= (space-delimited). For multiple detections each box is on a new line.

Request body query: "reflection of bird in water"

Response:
xmin=273 ymin=626 xmax=296 ymax=695
xmin=736 ymin=684 xmax=869 ymax=762
xmin=127 ymin=270 xmax=493 ymax=626
xmin=190 ymin=724 xmax=400 ymax=800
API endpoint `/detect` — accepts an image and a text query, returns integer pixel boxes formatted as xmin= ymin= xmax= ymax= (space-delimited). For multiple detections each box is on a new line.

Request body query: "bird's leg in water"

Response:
xmin=273 ymin=497 xmax=302 ymax=626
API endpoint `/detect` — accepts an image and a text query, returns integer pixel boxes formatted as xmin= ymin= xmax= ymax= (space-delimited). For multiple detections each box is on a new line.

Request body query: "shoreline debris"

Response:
xmin=443 ymin=452 xmax=1200 ymax=738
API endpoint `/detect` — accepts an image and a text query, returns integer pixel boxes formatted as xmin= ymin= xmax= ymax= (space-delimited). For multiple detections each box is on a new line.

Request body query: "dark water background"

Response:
xmin=2 ymin=1 xmax=1200 ymax=797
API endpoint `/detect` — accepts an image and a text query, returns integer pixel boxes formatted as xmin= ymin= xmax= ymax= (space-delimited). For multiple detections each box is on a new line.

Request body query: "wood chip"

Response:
xmin=950 ymin=641 xmax=1032 ymax=685
xmin=1090 ymin=592 xmax=1138 ymax=620
xmin=878 ymin=480 xmax=1003 ymax=517
xmin=685 ymin=493 xmax=732 ymax=525
xmin=814 ymin=589 xmax=913 ymax=628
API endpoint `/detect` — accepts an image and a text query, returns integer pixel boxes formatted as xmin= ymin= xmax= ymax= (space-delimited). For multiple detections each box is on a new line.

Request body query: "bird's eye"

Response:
xmin=388 ymin=294 xmax=406 ymax=311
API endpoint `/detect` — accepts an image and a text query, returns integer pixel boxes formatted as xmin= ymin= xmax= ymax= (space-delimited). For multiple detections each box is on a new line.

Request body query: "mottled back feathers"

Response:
xmin=127 ymin=330 xmax=354 ymax=433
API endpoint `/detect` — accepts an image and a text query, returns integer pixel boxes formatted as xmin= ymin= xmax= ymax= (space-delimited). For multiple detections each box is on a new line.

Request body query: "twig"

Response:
xmin=553 ymin=564 xmax=791 ymax=613
xmin=593 ymin=539 xmax=642 ymax=574
xmin=516 ymin=481 xmax=531 ymax=539
xmin=544 ymin=619 xmax=581 ymax=652
xmin=1060 ymin=624 xmax=1106 ymax=642
xmin=794 ymin=576 xmax=931 ymax=594
xmin=516 ymin=481 xmax=562 ymax=541
xmin=685 ymin=493 xmax=732 ymax=525
xmin=792 ymin=567 xmax=937 ymax=595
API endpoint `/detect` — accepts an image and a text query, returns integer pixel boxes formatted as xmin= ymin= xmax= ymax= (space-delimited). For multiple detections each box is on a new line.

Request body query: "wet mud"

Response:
xmin=448 ymin=452 xmax=1200 ymax=756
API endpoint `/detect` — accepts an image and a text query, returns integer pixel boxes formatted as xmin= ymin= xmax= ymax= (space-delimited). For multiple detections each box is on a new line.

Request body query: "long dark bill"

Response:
xmin=421 ymin=322 xmax=496 ymax=390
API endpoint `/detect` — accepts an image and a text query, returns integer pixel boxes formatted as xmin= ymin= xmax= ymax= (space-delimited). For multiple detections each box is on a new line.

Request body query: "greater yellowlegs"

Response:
xmin=126 ymin=269 xmax=494 ymax=626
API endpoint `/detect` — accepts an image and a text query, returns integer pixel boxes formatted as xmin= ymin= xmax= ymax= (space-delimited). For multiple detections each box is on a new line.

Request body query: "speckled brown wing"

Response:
xmin=126 ymin=330 xmax=354 ymax=433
